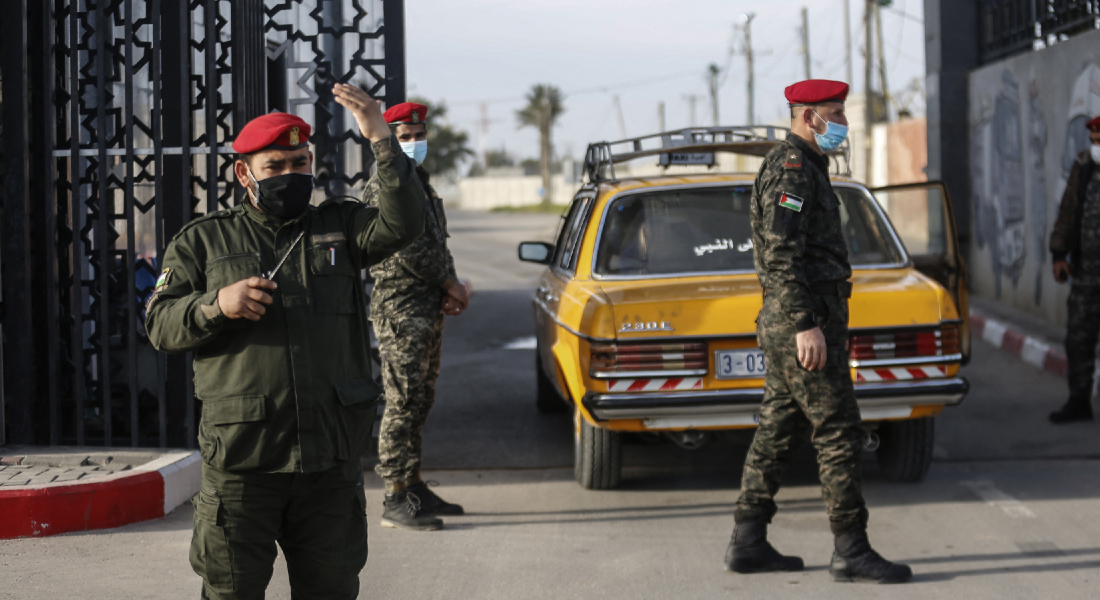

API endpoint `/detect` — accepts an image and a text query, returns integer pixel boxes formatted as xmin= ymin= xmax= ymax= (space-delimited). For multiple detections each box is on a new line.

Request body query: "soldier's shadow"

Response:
xmin=905 ymin=547 xmax=1100 ymax=581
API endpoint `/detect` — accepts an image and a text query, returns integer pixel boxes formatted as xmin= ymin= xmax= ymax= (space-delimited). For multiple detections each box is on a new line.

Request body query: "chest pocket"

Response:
xmin=206 ymin=253 xmax=262 ymax=290
xmin=308 ymin=242 xmax=358 ymax=314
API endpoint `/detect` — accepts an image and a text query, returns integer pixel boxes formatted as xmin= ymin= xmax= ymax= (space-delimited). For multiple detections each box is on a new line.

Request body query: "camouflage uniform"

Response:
xmin=363 ymin=166 xmax=458 ymax=483
xmin=734 ymin=133 xmax=869 ymax=535
xmin=1050 ymin=150 xmax=1100 ymax=405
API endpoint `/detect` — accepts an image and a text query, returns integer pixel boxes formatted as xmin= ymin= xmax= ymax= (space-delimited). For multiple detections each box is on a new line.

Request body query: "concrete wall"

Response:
xmin=968 ymin=29 xmax=1100 ymax=326
xmin=456 ymin=174 xmax=577 ymax=210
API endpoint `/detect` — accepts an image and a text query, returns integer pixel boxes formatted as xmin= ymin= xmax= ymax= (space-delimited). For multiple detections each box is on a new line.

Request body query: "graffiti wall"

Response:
xmin=969 ymin=29 xmax=1100 ymax=326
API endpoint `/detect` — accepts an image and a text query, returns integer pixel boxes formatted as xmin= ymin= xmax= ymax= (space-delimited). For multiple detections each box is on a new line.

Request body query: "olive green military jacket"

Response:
xmin=751 ymin=133 xmax=851 ymax=332
xmin=145 ymin=135 xmax=426 ymax=473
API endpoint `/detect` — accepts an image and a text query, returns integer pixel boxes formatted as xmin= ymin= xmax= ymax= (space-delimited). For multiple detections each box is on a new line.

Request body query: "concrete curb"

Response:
xmin=970 ymin=309 xmax=1100 ymax=400
xmin=971 ymin=311 xmax=1068 ymax=377
xmin=0 ymin=450 xmax=201 ymax=539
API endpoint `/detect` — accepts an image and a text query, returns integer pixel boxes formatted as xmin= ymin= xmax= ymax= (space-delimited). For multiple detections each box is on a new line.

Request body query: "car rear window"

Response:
xmin=594 ymin=184 xmax=904 ymax=277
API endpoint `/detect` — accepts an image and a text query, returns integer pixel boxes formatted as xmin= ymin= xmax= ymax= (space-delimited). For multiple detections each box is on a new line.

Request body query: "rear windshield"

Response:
xmin=593 ymin=184 xmax=904 ymax=277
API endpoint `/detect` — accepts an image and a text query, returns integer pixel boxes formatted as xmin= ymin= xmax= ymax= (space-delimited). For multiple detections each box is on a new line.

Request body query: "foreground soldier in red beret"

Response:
xmin=726 ymin=79 xmax=912 ymax=583
xmin=145 ymin=85 xmax=427 ymax=599
xmin=364 ymin=101 xmax=470 ymax=531
xmin=1048 ymin=114 xmax=1100 ymax=423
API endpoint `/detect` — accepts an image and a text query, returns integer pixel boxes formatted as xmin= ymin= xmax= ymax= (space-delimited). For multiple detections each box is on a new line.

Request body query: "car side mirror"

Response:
xmin=518 ymin=241 xmax=554 ymax=265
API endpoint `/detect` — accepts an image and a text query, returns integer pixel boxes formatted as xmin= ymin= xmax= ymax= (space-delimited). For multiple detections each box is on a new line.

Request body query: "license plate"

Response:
xmin=715 ymin=348 xmax=766 ymax=379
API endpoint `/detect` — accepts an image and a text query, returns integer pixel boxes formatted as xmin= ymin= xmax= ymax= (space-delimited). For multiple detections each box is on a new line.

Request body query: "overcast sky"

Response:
xmin=404 ymin=0 xmax=927 ymax=164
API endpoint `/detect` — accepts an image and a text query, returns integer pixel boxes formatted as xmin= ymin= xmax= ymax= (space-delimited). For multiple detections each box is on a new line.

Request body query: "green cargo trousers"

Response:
xmin=190 ymin=459 xmax=368 ymax=600
xmin=734 ymin=292 xmax=869 ymax=534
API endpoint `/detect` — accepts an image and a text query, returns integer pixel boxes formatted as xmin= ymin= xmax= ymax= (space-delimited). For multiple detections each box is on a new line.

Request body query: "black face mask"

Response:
xmin=248 ymin=170 xmax=314 ymax=219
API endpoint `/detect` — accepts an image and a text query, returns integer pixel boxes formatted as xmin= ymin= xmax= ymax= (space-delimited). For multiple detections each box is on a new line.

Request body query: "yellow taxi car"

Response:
xmin=518 ymin=126 xmax=970 ymax=489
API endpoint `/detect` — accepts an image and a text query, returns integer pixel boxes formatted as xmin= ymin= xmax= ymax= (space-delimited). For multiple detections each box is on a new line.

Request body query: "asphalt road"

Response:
xmin=4 ymin=210 xmax=1100 ymax=599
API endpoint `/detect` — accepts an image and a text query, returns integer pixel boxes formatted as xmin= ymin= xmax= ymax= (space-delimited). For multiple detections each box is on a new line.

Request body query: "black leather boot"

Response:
xmin=380 ymin=491 xmax=443 ymax=531
xmin=1049 ymin=398 xmax=1093 ymax=424
xmin=829 ymin=530 xmax=912 ymax=583
xmin=725 ymin=520 xmax=804 ymax=573
xmin=407 ymin=480 xmax=465 ymax=516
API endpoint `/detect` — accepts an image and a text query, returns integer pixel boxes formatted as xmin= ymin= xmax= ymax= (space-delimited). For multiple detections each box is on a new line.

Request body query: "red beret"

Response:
xmin=785 ymin=80 xmax=850 ymax=106
xmin=383 ymin=102 xmax=428 ymax=125
xmin=232 ymin=113 xmax=311 ymax=154
xmin=1088 ymin=115 xmax=1100 ymax=132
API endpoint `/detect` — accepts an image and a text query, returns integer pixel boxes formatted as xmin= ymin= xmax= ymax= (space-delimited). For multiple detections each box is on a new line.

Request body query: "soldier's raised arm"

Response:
xmin=333 ymin=83 xmax=426 ymax=265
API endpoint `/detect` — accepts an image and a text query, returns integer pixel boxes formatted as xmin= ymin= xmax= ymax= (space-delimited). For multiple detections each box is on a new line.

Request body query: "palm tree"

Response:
xmin=516 ymin=85 xmax=565 ymax=206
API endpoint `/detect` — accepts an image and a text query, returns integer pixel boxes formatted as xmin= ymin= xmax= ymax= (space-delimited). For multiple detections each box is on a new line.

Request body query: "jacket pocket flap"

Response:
xmin=335 ymin=378 xmax=383 ymax=406
xmin=204 ymin=395 xmax=266 ymax=425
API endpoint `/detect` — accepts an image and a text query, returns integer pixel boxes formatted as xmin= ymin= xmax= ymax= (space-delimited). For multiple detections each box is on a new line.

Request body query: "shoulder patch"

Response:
xmin=778 ymin=192 xmax=804 ymax=212
xmin=783 ymin=150 xmax=803 ymax=170
xmin=154 ymin=268 xmax=173 ymax=291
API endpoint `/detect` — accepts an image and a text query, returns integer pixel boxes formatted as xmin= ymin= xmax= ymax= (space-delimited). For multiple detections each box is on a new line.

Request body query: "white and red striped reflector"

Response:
xmin=607 ymin=378 xmax=704 ymax=392
xmin=855 ymin=366 xmax=947 ymax=382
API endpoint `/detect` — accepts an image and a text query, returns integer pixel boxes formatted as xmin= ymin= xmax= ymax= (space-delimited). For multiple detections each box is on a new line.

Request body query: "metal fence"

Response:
xmin=980 ymin=0 xmax=1100 ymax=63
xmin=0 ymin=0 xmax=405 ymax=448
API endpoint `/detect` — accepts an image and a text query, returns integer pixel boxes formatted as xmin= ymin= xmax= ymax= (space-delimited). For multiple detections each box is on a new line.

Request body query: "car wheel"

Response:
xmin=574 ymin=409 xmax=622 ymax=489
xmin=876 ymin=417 xmax=934 ymax=482
xmin=535 ymin=353 xmax=567 ymax=413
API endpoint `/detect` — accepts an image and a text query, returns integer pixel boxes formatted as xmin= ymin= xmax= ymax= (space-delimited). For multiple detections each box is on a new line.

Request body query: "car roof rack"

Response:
xmin=582 ymin=125 xmax=851 ymax=183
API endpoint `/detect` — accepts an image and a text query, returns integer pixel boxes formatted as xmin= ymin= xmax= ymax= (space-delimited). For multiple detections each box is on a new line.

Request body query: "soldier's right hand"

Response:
xmin=1053 ymin=260 xmax=1070 ymax=284
xmin=796 ymin=327 xmax=827 ymax=371
xmin=217 ymin=277 xmax=277 ymax=321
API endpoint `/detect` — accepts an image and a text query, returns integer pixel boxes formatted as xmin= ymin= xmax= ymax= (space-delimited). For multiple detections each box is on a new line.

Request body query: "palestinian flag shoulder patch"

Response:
xmin=778 ymin=192 xmax=804 ymax=212
xmin=155 ymin=268 xmax=172 ymax=291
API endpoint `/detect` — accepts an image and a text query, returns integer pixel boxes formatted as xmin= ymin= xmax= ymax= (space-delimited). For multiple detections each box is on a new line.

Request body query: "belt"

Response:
xmin=809 ymin=281 xmax=852 ymax=298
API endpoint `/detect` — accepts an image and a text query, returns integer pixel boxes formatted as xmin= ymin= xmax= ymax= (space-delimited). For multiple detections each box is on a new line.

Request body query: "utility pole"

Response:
xmin=478 ymin=102 xmax=488 ymax=169
xmin=612 ymin=94 xmax=628 ymax=139
xmin=741 ymin=13 xmax=756 ymax=125
xmin=708 ymin=63 xmax=721 ymax=126
xmin=843 ymin=0 xmax=853 ymax=85
xmin=683 ymin=93 xmax=701 ymax=127
xmin=800 ymin=7 xmax=811 ymax=80
xmin=658 ymin=101 xmax=666 ymax=132
xmin=874 ymin=2 xmax=890 ymax=120
xmin=864 ymin=0 xmax=874 ymax=183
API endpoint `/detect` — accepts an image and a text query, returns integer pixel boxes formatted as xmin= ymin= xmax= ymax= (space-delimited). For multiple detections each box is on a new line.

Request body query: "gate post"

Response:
xmin=383 ymin=0 xmax=407 ymax=107
xmin=231 ymin=0 xmax=267 ymax=205
xmin=1 ymin=0 xmax=38 ymax=445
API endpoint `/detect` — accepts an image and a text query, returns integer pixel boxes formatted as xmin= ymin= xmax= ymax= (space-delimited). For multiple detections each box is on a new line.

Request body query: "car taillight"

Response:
xmin=590 ymin=342 xmax=708 ymax=376
xmin=849 ymin=324 xmax=961 ymax=361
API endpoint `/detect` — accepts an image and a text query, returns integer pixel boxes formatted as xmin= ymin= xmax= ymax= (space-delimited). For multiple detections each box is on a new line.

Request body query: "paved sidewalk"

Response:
xmin=0 ymin=449 xmax=161 ymax=487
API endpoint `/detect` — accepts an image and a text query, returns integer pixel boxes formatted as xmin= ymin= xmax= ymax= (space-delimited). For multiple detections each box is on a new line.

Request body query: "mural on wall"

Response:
xmin=972 ymin=70 xmax=1027 ymax=297
xmin=1062 ymin=64 xmax=1100 ymax=181
xmin=1029 ymin=78 xmax=1049 ymax=305
xmin=969 ymin=29 xmax=1100 ymax=325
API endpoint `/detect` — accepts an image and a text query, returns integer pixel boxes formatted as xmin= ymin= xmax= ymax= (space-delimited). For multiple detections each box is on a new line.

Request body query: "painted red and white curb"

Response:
xmin=0 ymin=450 xmax=200 ymax=539
xmin=970 ymin=310 xmax=1100 ymax=394
xmin=607 ymin=377 xmax=703 ymax=392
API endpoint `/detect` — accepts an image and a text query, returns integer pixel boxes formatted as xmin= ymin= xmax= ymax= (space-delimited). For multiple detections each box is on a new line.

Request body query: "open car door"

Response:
xmin=871 ymin=181 xmax=970 ymax=363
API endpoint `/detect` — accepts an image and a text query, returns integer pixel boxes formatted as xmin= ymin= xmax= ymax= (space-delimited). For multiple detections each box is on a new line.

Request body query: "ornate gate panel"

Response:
xmin=0 ymin=0 xmax=405 ymax=447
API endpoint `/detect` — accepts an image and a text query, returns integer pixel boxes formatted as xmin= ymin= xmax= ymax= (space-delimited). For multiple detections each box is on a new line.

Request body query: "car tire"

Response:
xmin=876 ymin=417 xmax=935 ymax=482
xmin=574 ymin=409 xmax=622 ymax=489
xmin=535 ymin=353 xmax=567 ymax=413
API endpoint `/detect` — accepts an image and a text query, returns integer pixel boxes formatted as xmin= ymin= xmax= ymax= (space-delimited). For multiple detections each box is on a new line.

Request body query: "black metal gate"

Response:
xmin=0 ymin=0 xmax=405 ymax=448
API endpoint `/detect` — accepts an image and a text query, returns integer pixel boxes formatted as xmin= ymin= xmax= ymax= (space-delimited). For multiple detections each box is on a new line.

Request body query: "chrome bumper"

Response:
xmin=582 ymin=377 xmax=968 ymax=427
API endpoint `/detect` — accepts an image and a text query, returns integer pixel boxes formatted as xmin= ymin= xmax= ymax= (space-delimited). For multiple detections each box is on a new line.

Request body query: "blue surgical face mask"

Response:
xmin=400 ymin=139 xmax=428 ymax=165
xmin=812 ymin=110 xmax=849 ymax=153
